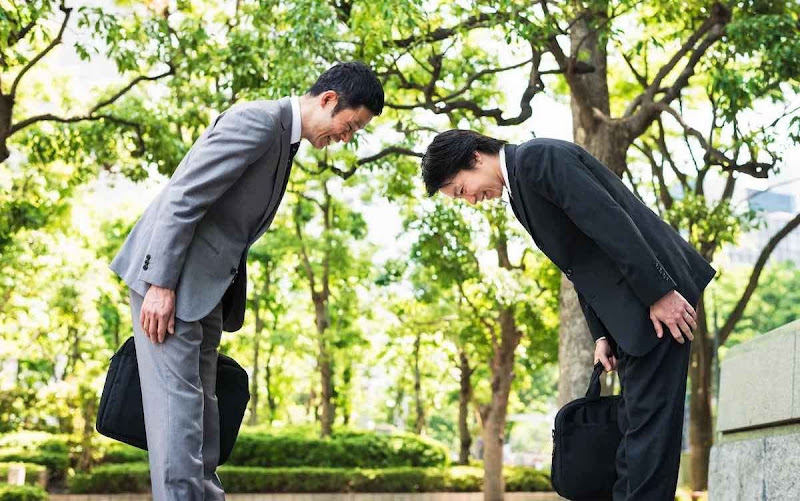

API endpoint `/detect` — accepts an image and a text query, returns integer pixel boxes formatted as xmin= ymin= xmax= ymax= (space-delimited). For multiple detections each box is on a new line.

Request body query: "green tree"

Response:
xmin=408 ymin=199 xmax=558 ymax=499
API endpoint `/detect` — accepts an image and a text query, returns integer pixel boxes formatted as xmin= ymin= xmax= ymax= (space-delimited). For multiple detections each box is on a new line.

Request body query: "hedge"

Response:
xmin=0 ymin=452 xmax=66 ymax=478
xmin=0 ymin=485 xmax=48 ymax=501
xmin=0 ymin=464 xmax=47 ymax=487
xmin=68 ymin=464 xmax=551 ymax=493
xmin=68 ymin=463 xmax=151 ymax=494
xmin=227 ymin=430 xmax=449 ymax=468
xmin=98 ymin=444 xmax=148 ymax=464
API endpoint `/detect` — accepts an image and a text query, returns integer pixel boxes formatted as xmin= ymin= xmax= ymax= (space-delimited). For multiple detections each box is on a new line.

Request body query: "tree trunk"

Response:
xmin=458 ymin=350 xmax=473 ymax=465
xmin=341 ymin=365 xmax=352 ymax=426
xmin=413 ymin=332 xmax=425 ymax=434
xmin=77 ymin=388 xmax=96 ymax=471
xmin=557 ymin=279 xmax=596 ymax=406
xmin=481 ymin=409 xmax=506 ymax=501
xmin=315 ymin=295 xmax=334 ymax=437
xmin=0 ymin=95 xmax=12 ymax=163
xmin=265 ymin=345 xmax=276 ymax=424
xmin=389 ymin=378 xmax=405 ymax=427
xmin=559 ymin=6 xmax=629 ymax=405
xmin=481 ymin=308 xmax=522 ymax=501
xmin=689 ymin=295 xmax=713 ymax=490
xmin=249 ymin=300 xmax=263 ymax=426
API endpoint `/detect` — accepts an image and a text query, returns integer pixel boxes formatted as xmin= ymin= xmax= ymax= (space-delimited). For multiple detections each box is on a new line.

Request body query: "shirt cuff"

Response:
xmin=595 ymin=336 xmax=607 ymax=343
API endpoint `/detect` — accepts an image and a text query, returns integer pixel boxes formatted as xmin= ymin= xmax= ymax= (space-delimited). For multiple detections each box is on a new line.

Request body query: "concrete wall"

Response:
xmin=709 ymin=320 xmax=800 ymax=500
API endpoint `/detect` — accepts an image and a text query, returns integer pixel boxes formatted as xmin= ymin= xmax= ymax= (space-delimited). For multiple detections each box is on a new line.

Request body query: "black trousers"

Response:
xmin=613 ymin=335 xmax=691 ymax=500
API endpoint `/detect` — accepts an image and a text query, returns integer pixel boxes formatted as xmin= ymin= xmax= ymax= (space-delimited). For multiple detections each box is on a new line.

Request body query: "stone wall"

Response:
xmin=708 ymin=320 xmax=800 ymax=500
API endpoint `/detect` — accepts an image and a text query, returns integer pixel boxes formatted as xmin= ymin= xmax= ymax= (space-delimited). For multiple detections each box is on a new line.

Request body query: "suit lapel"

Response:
xmin=252 ymin=97 xmax=293 ymax=241
xmin=505 ymin=144 xmax=531 ymax=231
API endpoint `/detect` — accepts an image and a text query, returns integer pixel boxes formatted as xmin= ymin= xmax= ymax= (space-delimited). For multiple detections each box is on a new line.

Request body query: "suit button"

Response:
xmin=565 ymin=268 xmax=573 ymax=278
xmin=230 ymin=267 xmax=237 ymax=275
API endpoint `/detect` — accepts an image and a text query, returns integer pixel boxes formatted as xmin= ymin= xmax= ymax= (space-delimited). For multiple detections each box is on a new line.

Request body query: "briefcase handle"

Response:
xmin=585 ymin=362 xmax=605 ymax=401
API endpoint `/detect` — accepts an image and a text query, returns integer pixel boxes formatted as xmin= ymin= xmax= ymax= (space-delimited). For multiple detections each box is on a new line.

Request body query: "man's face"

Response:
xmin=309 ymin=91 xmax=374 ymax=149
xmin=439 ymin=153 xmax=504 ymax=205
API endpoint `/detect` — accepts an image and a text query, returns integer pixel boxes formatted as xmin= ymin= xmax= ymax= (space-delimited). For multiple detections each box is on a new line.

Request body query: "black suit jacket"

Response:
xmin=505 ymin=139 xmax=716 ymax=356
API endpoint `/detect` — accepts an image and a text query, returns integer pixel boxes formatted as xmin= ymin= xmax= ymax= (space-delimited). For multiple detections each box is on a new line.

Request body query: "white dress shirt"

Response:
xmin=500 ymin=147 xmax=512 ymax=199
xmin=290 ymin=96 xmax=302 ymax=144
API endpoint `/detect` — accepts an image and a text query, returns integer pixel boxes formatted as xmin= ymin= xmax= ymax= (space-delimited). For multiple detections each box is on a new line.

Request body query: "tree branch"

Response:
xmin=10 ymin=3 xmax=72 ymax=99
xmin=642 ymin=3 xmax=730 ymax=107
xmin=718 ymin=212 xmax=800 ymax=344
xmin=314 ymin=146 xmax=423 ymax=180
xmin=7 ymin=18 xmax=37 ymax=47
xmin=626 ymin=3 xmax=730 ymax=129
xmin=457 ymin=282 xmax=498 ymax=352
xmin=651 ymin=102 xmax=776 ymax=179
xmin=90 ymin=66 xmax=174 ymax=114
xmin=392 ymin=12 xmax=504 ymax=49
xmin=293 ymin=202 xmax=318 ymax=295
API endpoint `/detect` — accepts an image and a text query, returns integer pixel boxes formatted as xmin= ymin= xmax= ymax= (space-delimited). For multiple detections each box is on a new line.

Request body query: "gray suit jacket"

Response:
xmin=110 ymin=97 xmax=293 ymax=332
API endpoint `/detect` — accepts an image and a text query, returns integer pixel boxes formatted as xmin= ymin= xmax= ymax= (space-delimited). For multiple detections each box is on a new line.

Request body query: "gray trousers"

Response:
xmin=129 ymin=289 xmax=225 ymax=501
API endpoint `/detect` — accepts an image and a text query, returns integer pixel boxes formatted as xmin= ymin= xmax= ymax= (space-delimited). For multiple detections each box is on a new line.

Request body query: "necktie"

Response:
xmin=288 ymin=142 xmax=300 ymax=168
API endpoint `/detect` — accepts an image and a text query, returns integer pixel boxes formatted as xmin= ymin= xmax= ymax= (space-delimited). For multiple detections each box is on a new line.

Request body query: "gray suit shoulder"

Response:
xmin=221 ymin=99 xmax=282 ymax=128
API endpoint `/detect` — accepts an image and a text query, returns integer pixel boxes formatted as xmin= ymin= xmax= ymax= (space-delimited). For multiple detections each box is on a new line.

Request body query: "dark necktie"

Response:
xmin=287 ymin=142 xmax=300 ymax=167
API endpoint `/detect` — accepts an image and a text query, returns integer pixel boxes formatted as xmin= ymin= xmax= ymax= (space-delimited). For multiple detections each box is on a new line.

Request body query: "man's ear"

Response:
xmin=320 ymin=90 xmax=338 ymax=109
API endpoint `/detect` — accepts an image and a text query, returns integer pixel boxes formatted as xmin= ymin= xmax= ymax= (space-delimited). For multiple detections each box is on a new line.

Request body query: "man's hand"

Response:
xmin=649 ymin=289 xmax=697 ymax=344
xmin=594 ymin=338 xmax=617 ymax=372
xmin=140 ymin=285 xmax=176 ymax=344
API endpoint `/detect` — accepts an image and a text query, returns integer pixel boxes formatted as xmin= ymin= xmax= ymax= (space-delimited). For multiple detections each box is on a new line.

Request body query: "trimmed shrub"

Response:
xmin=504 ymin=466 xmax=552 ymax=492
xmin=0 ymin=485 xmax=48 ymax=501
xmin=67 ymin=463 xmax=551 ymax=494
xmin=0 ymin=433 xmax=69 ymax=476
xmin=98 ymin=444 xmax=148 ymax=464
xmin=227 ymin=430 xmax=449 ymax=468
xmin=0 ymin=463 xmax=47 ymax=487
xmin=0 ymin=452 xmax=66 ymax=477
xmin=68 ymin=463 xmax=150 ymax=494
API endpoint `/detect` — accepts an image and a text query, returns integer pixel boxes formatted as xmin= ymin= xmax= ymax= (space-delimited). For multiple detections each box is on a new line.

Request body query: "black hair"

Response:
xmin=308 ymin=62 xmax=384 ymax=116
xmin=421 ymin=129 xmax=506 ymax=196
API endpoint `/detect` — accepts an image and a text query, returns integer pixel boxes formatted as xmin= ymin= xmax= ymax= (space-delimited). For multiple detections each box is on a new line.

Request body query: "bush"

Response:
xmin=97 ymin=444 xmax=148 ymax=464
xmin=504 ymin=466 xmax=552 ymax=492
xmin=0 ymin=452 xmax=66 ymax=477
xmin=67 ymin=463 xmax=551 ymax=494
xmin=0 ymin=485 xmax=48 ymax=501
xmin=227 ymin=430 xmax=449 ymax=468
xmin=68 ymin=463 xmax=150 ymax=494
xmin=0 ymin=464 xmax=47 ymax=487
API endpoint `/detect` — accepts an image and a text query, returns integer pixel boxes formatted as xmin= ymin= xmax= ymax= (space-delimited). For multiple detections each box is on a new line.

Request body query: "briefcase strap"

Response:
xmin=585 ymin=362 xmax=605 ymax=401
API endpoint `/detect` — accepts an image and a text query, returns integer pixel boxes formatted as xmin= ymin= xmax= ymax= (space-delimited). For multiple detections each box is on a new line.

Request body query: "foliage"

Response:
xmin=0 ymin=463 xmax=46 ymax=487
xmin=0 ymin=485 xmax=47 ymax=501
xmin=67 ymin=463 xmax=550 ymax=493
xmin=227 ymin=429 xmax=449 ymax=468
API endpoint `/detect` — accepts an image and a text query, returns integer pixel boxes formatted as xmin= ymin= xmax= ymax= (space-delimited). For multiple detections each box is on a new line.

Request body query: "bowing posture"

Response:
xmin=421 ymin=130 xmax=715 ymax=500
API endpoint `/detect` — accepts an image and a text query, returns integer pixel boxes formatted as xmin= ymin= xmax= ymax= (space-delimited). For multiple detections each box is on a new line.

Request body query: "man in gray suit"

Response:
xmin=110 ymin=62 xmax=384 ymax=500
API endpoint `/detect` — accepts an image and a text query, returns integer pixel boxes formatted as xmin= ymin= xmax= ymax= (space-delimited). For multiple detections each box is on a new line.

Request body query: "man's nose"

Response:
xmin=342 ymin=131 xmax=353 ymax=143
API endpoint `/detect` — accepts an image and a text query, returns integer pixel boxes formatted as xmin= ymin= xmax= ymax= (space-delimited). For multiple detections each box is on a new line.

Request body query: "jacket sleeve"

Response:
xmin=138 ymin=105 xmax=279 ymax=289
xmin=522 ymin=140 xmax=676 ymax=307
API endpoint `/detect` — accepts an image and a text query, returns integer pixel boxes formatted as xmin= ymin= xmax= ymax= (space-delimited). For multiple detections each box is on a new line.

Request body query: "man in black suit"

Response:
xmin=421 ymin=130 xmax=716 ymax=500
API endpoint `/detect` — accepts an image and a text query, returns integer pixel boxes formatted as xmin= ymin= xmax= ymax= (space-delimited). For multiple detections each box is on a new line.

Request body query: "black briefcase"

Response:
xmin=551 ymin=362 xmax=623 ymax=500
xmin=96 ymin=336 xmax=250 ymax=465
